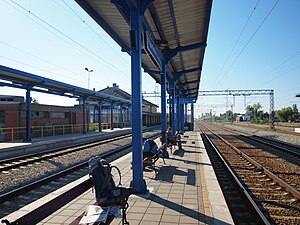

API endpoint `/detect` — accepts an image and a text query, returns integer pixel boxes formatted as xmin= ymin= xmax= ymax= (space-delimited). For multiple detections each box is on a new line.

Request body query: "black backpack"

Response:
xmin=88 ymin=156 xmax=122 ymax=207
xmin=88 ymin=157 xmax=135 ymax=225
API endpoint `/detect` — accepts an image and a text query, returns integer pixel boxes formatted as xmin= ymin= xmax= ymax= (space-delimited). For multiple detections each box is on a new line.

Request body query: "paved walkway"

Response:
xmin=36 ymin=131 xmax=233 ymax=225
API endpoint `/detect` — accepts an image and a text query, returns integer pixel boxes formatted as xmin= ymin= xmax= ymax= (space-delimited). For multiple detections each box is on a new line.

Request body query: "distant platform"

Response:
xmin=0 ymin=128 xmax=132 ymax=160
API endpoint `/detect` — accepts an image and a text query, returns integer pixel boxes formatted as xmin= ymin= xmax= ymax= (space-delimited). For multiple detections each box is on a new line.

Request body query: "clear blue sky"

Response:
xmin=0 ymin=0 xmax=299 ymax=118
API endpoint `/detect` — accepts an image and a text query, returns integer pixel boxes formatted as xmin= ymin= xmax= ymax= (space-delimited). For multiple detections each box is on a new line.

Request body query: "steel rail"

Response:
xmin=204 ymin=124 xmax=300 ymax=199
xmin=0 ymin=142 xmax=129 ymax=204
xmin=0 ymin=133 xmax=133 ymax=172
xmin=221 ymin=126 xmax=300 ymax=157
xmin=199 ymin=126 xmax=271 ymax=225
xmin=0 ymin=132 xmax=160 ymax=204
xmin=249 ymin=135 xmax=300 ymax=157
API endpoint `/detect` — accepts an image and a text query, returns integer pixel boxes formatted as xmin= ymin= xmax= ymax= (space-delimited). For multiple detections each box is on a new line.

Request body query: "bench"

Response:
xmin=143 ymin=143 xmax=166 ymax=174
xmin=72 ymin=187 xmax=135 ymax=225
xmin=167 ymin=133 xmax=183 ymax=154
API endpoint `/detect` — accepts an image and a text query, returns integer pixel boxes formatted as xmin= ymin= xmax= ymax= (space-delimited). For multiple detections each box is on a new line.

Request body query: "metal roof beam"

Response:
xmin=112 ymin=0 xmax=130 ymax=23
xmin=175 ymin=67 xmax=202 ymax=80
xmin=164 ymin=41 xmax=207 ymax=63
xmin=75 ymin=0 xmax=128 ymax=48
xmin=167 ymin=0 xmax=189 ymax=90
xmin=178 ymin=79 xmax=199 ymax=86
xmin=182 ymin=87 xmax=198 ymax=93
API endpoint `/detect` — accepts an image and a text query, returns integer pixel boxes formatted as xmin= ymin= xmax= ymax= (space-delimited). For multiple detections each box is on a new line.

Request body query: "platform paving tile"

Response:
xmin=160 ymin=214 xmax=180 ymax=223
xmin=142 ymin=213 xmax=162 ymax=222
xmin=38 ymin=131 xmax=233 ymax=224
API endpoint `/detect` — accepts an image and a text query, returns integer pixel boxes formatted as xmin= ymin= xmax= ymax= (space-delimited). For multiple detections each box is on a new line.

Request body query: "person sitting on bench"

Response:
xmin=142 ymin=139 xmax=166 ymax=171
xmin=143 ymin=139 xmax=162 ymax=157
xmin=167 ymin=127 xmax=183 ymax=151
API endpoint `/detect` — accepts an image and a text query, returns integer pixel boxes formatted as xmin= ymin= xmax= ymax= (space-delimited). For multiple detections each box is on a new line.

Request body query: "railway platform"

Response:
xmin=31 ymin=131 xmax=233 ymax=225
xmin=0 ymin=127 xmax=132 ymax=160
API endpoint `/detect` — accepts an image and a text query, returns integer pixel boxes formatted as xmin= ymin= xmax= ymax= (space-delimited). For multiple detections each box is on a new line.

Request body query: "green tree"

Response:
xmin=292 ymin=104 xmax=298 ymax=114
xmin=245 ymin=103 xmax=268 ymax=123
xmin=253 ymin=103 xmax=262 ymax=119
xmin=245 ymin=105 xmax=254 ymax=118
xmin=275 ymin=107 xmax=294 ymax=122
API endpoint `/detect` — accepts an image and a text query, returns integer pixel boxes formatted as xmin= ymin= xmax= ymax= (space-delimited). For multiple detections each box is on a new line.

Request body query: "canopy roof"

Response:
xmin=75 ymin=0 xmax=212 ymax=100
xmin=0 ymin=65 xmax=131 ymax=105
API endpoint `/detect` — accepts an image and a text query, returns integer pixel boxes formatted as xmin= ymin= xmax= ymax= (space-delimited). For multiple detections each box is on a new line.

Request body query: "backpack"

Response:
xmin=88 ymin=156 xmax=122 ymax=207
xmin=143 ymin=139 xmax=158 ymax=156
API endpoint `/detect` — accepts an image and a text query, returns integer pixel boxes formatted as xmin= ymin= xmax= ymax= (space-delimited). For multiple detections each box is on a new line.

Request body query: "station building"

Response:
xmin=0 ymin=84 xmax=160 ymax=141
xmin=0 ymin=95 xmax=83 ymax=141
xmin=86 ymin=83 xmax=161 ymax=128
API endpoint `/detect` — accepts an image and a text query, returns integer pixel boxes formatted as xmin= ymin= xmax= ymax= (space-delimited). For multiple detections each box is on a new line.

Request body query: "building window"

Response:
xmin=51 ymin=112 xmax=66 ymax=118
xmin=0 ymin=110 xmax=4 ymax=125
xmin=31 ymin=111 xmax=45 ymax=118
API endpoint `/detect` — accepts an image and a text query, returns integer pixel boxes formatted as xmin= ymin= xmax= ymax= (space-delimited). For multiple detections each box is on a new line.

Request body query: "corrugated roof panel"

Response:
xmin=181 ymin=50 xmax=201 ymax=69
xmin=76 ymin=0 xmax=212 ymax=100
xmin=86 ymin=0 xmax=131 ymax=47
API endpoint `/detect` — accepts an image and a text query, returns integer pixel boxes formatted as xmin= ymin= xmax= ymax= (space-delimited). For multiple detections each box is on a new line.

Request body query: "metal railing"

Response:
xmin=0 ymin=122 xmax=128 ymax=142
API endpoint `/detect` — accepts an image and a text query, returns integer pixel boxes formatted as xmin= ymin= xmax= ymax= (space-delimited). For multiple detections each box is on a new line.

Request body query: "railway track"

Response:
xmin=227 ymin=122 xmax=300 ymax=137
xmin=0 ymin=130 xmax=160 ymax=220
xmin=208 ymin=124 xmax=300 ymax=190
xmin=199 ymin=123 xmax=300 ymax=224
xmin=0 ymin=133 xmax=133 ymax=172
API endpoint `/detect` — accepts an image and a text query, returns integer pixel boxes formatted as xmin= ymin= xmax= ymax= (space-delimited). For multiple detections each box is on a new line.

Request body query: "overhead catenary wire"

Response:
xmin=7 ymin=0 xmax=128 ymax=78
xmin=3 ymin=0 xmax=109 ymax=72
xmin=213 ymin=0 xmax=260 ymax=89
xmin=0 ymin=40 xmax=83 ymax=81
xmin=214 ymin=0 xmax=280 ymax=89
xmin=0 ymin=55 xmax=87 ymax=85
xmin=3 ymin=0 xmax=154 ymax=96
xmin=59 ymin=0 xmax=129 ymax=65
xmin=256 ymin=64 xmax=300 ymax=88
xmin=0 ymin=41 xmax=113 ymax=89
xmin=250 ymin=50 xmax=300 ymax=88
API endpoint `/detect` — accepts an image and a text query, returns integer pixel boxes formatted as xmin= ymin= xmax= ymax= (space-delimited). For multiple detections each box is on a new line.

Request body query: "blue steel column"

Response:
xmin=176 ymin=91 xmax=180 ymax=132
xmin=168 ymin=82 xmax=172 ymax=127
xmin=171 ymin=80 xmax=176 ymax=136
xmin=119 ymin=105 xmax=123 ymax=129
xmin=127 ymin=107 xmax=130 ymax=127
xmin=110 ymin=103 xmax=114 ymax=130
xmin=181 ymin=103 xmax=184 ymax=130
xmin=191 ymin=103 xmax=194 ymax=131
xmin=185 ymin=103 xmax=187 ymax=123
xmin=82 ymin=98 xmax=87 ymax=134
xmin=130 ymin=1 xmax=147 ymax=194
xmin=93 ymin=106 xmax=96 ymax=123
xmin=25 ymin=86 xmax=32 ymax=142
xmin=98 ymin=101 xmax=102 ymax=132
xmin=160 ymin=63 xmax=169 ymax=158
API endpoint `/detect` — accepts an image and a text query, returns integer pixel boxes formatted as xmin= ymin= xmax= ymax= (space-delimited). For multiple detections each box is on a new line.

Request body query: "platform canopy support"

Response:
xmin=25 ymin=85 xmax=32 ymax=142
xmin=182 ymin=104 xmax=184 ymax=129
xmin=127 ymin=107 xmax=130 ymax=126
xmin=110 ymin=103 xmax=114 ymax=130
xmin=93 ymin=106 xmax=96 ymax=123
xmin=127 ymin=0 xmax=147 ymax=194
xmin=191 ymin=103 xmax=194 ymax=131
xmin=185 ymin=103 xmax=188 ymax=123
xmin=171 ymin=80 xmax=176 ymax=136
xmin=82 ymin=98 xmax=87 ymax=134
xmin=176 ymin=91 xmax=180 ymax=132
xmin=160 ymin=63 xmax=169 ymax=158
xmin=98 ymin=101 xmax=102 ymax=132
xmin=119 ymin=105 xmax=123 ymax=129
